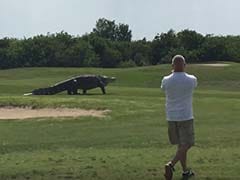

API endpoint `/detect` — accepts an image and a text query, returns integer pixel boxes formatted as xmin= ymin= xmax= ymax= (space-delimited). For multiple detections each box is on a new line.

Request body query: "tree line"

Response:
xmin=0 ymin=18 xmax=240 ymax=69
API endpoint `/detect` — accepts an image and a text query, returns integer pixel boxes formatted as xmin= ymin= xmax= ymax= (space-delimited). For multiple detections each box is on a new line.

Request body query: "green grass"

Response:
xmin=0 ymin=62 xmax=239 ymax=179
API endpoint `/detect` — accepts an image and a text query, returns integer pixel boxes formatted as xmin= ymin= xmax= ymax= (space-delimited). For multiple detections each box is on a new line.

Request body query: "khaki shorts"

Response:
xmin=168 ymin=119 xmax=194 ymax=145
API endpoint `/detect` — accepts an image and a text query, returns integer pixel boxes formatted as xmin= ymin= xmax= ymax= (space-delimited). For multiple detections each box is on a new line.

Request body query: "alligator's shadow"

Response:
xmin=70 ymin=92 xmax=116 ymax=96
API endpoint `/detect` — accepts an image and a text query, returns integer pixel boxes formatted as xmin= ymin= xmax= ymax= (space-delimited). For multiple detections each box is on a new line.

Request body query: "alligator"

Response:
xmin=25 ymin=75 xmax=116 ymax=95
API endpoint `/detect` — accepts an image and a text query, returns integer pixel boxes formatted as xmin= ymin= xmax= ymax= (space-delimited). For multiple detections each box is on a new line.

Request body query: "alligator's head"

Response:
xmin=100 ymin=75 xmax=116 ymax=86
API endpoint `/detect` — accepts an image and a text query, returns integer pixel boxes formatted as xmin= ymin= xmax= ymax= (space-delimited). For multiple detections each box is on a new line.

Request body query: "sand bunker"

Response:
xmin=197 ymin=63 xmax=230 ymax=67
xmin=0 ymin=107 xmax=110 ymax=120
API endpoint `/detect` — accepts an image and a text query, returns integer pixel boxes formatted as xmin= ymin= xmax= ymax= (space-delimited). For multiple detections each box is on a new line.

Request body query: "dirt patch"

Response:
xmin=0 ymin=107 xmax=110 ymax=120
xmin=197 ymin=63 xmax=230 ymax=67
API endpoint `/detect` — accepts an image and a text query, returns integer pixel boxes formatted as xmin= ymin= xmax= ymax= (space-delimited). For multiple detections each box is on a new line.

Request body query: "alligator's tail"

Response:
xmin=31 ymin=87 xmax=56 ymax=95
xmin=31 ymin=85 xmax=67 ymax=95
xmin=23 ymin=93 xmax=33 ymax=96
xmin=24 ymin=78 xmax=77 ymax=95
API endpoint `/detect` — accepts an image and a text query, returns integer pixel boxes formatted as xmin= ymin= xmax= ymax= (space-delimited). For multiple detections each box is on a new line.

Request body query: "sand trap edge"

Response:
xmin=0 ymin=106 xmax=111 ymax=120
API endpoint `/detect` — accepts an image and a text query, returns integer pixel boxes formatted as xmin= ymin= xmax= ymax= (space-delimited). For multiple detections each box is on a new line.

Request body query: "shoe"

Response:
xmin=164 ymin=162 xmax=175 ymax=180
xmin=182 ymin=169 xmax=195 ymax=179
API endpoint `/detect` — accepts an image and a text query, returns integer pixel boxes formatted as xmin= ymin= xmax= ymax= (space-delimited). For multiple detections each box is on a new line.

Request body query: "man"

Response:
xmin=161 ymin=55 xmax=197 ymax=180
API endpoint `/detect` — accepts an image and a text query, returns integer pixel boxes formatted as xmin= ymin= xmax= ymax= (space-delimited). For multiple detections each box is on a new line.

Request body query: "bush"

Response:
xmin=119 ymin=60 xmax=137 ymax=68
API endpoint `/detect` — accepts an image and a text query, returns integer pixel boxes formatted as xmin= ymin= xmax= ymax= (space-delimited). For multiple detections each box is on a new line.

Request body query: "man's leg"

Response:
xmin=171 ymin=144 xmax=191 ymax=171
xmin=165 ymin=120 xmax=194 ymax=179
xmin=165 ymin=122 xmax=178 ymax=179
xmin=165 ymin=144 xmax=191 ymax=180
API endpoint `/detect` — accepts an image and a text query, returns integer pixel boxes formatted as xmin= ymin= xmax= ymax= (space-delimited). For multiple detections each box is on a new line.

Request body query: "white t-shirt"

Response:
xmin=161 ymin=72 xmax=197 ymax=121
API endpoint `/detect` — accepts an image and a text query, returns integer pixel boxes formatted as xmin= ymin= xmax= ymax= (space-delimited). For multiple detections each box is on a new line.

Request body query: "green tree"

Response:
xmin=130 ymin=40 xmax=151 ymax=66
xmin=93 ymin=18 xmax=117 ymax=41
xmin=93 ymin=18 xmax=132 ymax=42
xmin=101 ymin=47 xmax=122 ymax=68
xmin=151 ymin=29 xmax=178 ymax=64
xmin=201 ymin=36 xmax=230 ymax=61
xmin=0 ymin=38 xmax=11 ymax=68
xmin=177 ymin=29 xmax=204 ymax=50
xmin=116 ymin=23 xmax=132 ymax=41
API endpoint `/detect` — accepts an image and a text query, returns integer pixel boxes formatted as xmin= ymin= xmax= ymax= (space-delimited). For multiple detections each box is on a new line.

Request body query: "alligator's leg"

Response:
xmin=67 ymin=89 xmax=72 ymax=95
xmin=100 ymin=86 xmax=106 ymax=94
xmin=98 ymin=80 xmax=106 ymax=95
xmin=83 ymin=89 xmax=87 ymax=95
xmin=48 ymin=88 xmax=54 ymax=95
xmin=73 ymin=88 xmax=78 ymax=95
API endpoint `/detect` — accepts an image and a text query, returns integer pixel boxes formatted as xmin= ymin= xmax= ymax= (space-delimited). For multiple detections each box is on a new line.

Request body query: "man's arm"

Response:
xmin=161 ymin=77 xmax=166 ymax=91
xmin=194 ymin=77 xmax=198 ymax=88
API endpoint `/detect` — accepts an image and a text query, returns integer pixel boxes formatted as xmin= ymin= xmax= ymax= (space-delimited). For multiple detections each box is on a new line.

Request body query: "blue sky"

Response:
xmin=0 ymin=0 xmax=239 ymax=40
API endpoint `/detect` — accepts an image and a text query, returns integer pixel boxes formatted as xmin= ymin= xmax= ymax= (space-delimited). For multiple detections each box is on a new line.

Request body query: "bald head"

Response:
xmin=172 ymin=55 xmax=186 ymax=72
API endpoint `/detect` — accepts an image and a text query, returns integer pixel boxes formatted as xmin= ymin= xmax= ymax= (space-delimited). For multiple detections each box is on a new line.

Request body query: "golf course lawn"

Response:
xmin=0 ymin=63 xmax=239 ymax=179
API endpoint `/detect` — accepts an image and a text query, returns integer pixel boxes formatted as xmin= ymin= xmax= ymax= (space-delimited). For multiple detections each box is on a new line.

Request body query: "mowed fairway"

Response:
xmin=0 ymin=63 xmax=239 ymax=180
